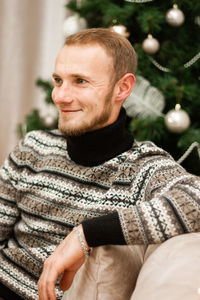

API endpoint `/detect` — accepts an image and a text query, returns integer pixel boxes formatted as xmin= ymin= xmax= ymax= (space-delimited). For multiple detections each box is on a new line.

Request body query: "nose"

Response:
xmin=52 ymin=83 xmax=73 ymax=105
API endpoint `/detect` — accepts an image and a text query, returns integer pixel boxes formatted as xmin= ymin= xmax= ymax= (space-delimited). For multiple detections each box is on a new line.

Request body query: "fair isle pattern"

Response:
xmin=119 ymin=166 xmax=200 ymax=244
xmin=1 ymin=130 xmax=200 ymax=299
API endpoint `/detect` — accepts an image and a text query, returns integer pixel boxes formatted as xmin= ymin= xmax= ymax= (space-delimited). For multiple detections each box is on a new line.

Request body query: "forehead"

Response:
xmin=55 ymin=44 xmax=113 ymax=78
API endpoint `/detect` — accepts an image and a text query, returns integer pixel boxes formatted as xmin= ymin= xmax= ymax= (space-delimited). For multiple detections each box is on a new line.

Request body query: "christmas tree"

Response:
xmin=19 ymin=0 xmax=200 ymax=175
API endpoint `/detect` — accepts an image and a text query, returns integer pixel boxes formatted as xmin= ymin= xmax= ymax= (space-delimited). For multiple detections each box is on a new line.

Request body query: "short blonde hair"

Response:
xmin=65 ymin=28 xmax=137 ymax=84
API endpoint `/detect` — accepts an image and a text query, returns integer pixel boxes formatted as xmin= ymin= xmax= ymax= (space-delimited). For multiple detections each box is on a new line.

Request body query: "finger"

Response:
xmin=38 ymin=260 xmax=58 ymax=300
xmin=38 ymin=274 xmax=57 ymax=300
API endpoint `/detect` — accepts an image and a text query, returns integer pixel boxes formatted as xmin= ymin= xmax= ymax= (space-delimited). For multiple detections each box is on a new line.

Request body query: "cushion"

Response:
xmin=62 ymin=244 xmax=147 ymax=300
xmin=131 ymin=233 xmax=200 ymax=300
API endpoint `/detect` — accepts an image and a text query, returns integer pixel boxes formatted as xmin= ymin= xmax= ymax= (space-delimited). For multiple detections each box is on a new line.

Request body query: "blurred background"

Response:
xmin=0 ymin=0 xmax=200 ymax=174
xmin=0 ymin=0 xmax=68 ymax=164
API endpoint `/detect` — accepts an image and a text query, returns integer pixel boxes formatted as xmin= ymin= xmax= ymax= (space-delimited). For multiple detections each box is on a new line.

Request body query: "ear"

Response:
xmin=113 ymin=73 xmax=136 ymax=104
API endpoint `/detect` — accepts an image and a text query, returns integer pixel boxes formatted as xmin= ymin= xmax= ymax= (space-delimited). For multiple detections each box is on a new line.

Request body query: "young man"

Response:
xmin=0 ymin=28 xmax=200 ymax=300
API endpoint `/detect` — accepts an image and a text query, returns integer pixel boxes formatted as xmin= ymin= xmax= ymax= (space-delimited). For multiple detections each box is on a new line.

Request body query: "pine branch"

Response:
xmin=36 ymin=79 xmax=54 ymax=104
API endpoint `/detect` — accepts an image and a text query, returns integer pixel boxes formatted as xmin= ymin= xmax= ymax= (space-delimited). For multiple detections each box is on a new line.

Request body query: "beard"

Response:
xmin=58 ymin=88 xmax=114 ymax=137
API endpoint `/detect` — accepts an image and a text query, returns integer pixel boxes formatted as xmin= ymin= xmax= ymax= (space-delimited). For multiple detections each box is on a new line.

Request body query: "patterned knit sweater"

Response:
xmin=1 ymin=111 xmax=200 ymax=299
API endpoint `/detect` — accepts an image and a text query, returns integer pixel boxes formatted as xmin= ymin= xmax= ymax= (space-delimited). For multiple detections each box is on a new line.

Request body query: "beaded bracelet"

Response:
xmin=73 ymin=227 xmax=91 ymax=258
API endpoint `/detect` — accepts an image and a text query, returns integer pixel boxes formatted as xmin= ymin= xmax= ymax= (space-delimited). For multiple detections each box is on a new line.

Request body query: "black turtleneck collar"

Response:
xmin=66 ymin=108 xmax=134 ymax=167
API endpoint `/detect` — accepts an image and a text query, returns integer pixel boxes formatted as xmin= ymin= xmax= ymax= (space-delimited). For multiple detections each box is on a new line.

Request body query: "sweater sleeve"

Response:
xmin=0 ymin=146 xmax=22 ymax=248
xmin=82 ymin=159 xmax=200 ymax=247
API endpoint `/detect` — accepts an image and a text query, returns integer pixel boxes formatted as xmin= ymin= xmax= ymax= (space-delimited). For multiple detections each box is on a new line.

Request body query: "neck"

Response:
xmin=66 ymin=108 xmax=134 ymax=167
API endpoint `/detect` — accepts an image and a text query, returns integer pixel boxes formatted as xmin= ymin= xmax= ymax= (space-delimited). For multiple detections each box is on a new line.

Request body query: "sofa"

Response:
xmin=62 ymin=233 xmax=200 ymax=300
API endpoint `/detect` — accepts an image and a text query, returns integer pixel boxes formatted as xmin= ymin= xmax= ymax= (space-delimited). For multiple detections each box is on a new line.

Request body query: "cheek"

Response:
xmin=79 ymin=90 xmax=97 ymax=106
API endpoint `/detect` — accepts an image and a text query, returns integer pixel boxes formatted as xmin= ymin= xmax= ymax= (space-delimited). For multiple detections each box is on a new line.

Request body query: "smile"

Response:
xmin=61 ymin=109 xmax=81 ymax=114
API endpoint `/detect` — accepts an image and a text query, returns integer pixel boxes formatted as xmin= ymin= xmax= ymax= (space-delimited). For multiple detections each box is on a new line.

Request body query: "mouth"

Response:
xmin=60 ymin=109 xmax=81 ymax=114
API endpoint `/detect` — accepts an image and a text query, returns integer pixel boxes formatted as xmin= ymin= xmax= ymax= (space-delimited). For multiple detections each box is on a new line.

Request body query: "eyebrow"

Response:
xmin=52 ymin=73 xmax=60 ymax=78
xmin=52 ymin=72 xmax=93 ymax=82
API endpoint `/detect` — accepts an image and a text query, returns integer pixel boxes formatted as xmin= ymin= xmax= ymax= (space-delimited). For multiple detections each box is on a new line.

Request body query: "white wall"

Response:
xmin=0 ymin=0 xmax=69 ymax=164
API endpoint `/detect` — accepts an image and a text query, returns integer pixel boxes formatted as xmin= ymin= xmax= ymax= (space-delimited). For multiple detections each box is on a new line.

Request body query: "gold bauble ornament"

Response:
xmin=142 ymin=34 xmax=160 ymax=55
xmin=166 ymin=4 xmax=185 ymax=27
xmin=165 ymin=104 xmax=190 ymax=134
xmin=109 ymin=25 xmax=130 ymax=38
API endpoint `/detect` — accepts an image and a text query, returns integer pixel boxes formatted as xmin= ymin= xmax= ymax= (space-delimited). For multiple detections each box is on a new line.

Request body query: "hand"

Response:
xmin=38 ymin=225 xmax=88 ymax=300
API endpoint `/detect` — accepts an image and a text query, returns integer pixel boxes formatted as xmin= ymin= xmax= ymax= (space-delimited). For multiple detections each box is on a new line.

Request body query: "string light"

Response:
xmin=149 ymin=52 xmax=200 ymax=73
xmin=148 ymin=57 xmax=170 ymax=72
xmin=184 ymin=52 xmax=200 ymax=68
xmin=177 ymin=142 xmax=200 ymax=164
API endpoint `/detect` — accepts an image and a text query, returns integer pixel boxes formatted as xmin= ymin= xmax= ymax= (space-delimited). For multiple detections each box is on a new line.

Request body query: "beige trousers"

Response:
xmin=62 ymin=233 xmax=200 ymax=300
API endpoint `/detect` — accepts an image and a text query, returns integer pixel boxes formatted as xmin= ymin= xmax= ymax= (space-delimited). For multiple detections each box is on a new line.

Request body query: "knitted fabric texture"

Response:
xmin=0 ymin=130 xmax=200 ymax=299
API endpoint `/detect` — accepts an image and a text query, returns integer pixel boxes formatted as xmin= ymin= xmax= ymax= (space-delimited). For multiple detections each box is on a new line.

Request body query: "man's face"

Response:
xmin=52 ymin=44 xmax=117 ymax=136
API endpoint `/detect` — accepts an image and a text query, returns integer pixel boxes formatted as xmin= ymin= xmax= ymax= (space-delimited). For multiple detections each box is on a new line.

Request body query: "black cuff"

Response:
xmin=81 ymin=212 xmax=127 ymax=247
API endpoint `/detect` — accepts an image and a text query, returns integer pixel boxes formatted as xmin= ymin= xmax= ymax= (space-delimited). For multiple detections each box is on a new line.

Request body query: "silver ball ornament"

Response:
xmin=165 ymin=104 xmax=190 ymax=134
xmin=43 ymin=115 xmax=56 ymax=127
xmin=142 ymin=34 xmax=160 ymax=55
xmin=40 ymin=105 xmax=58 ymax=128
xmin=166 ymin=4 xmax=185 ymax=27
xmin=63 ymin=14 xmax=87 ymax=37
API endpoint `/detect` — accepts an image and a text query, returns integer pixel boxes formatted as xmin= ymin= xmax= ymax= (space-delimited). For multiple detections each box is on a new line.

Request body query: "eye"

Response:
xmin=53 ymin=76 xmax=63 ymax=86
xmin=76 ymin=78 xmax=87 ymax=84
